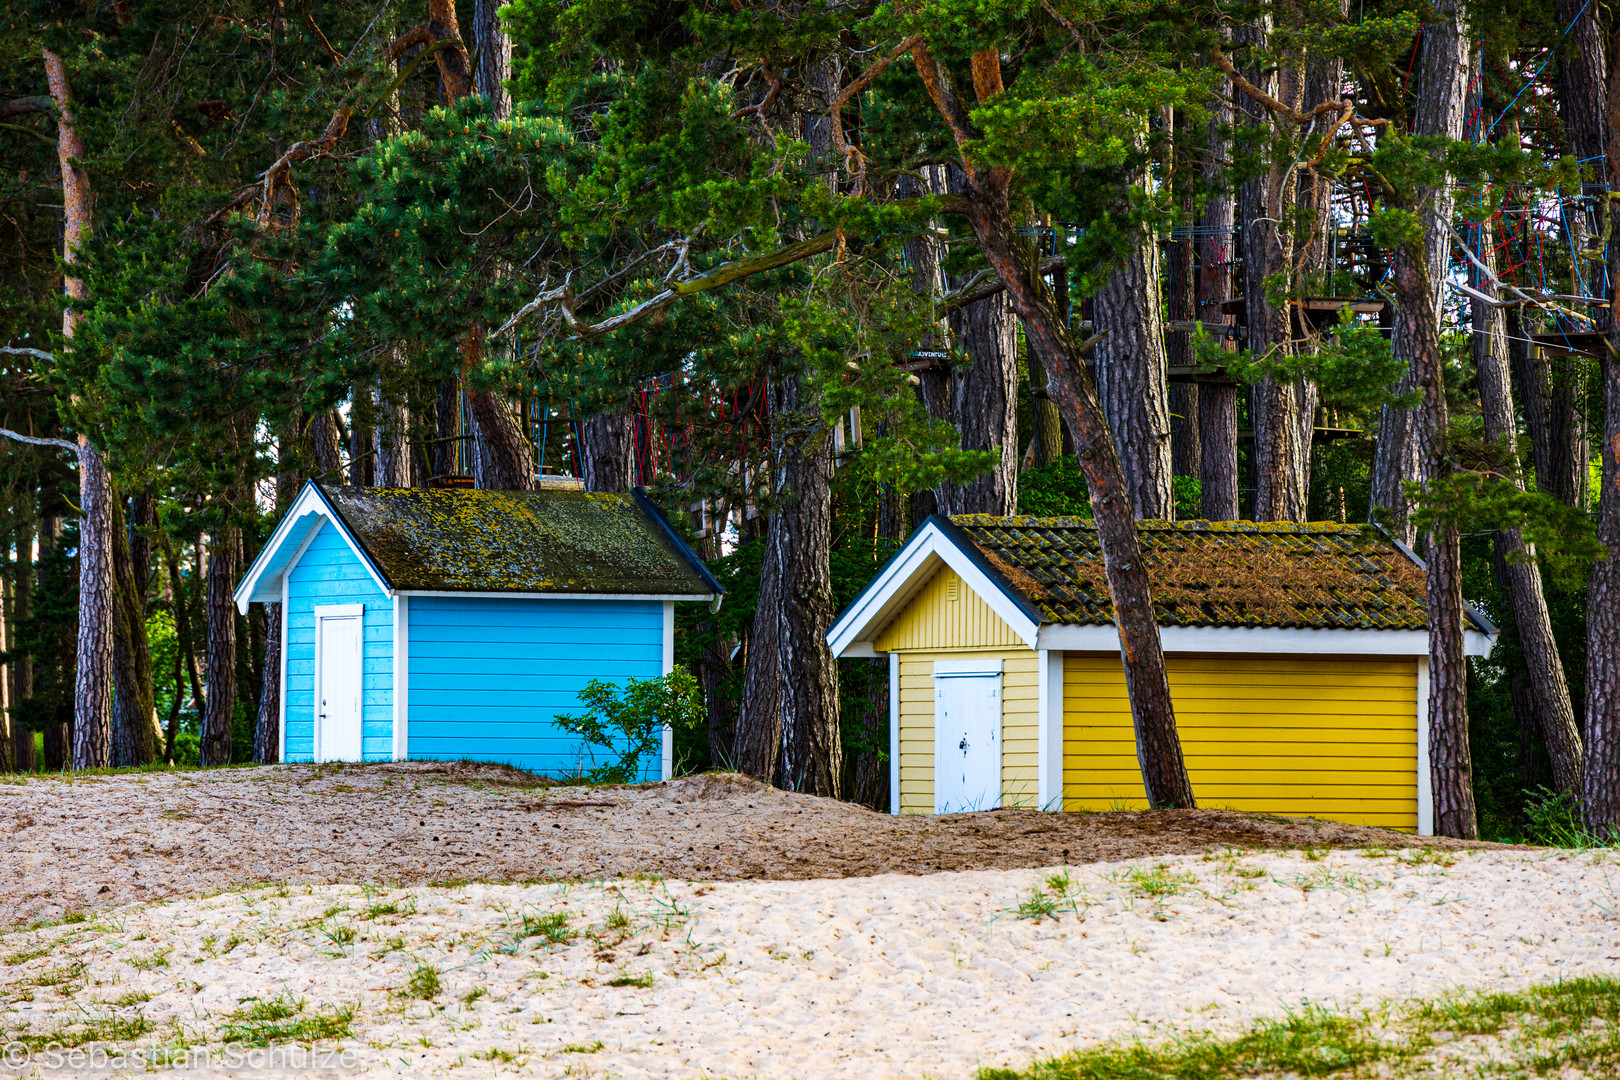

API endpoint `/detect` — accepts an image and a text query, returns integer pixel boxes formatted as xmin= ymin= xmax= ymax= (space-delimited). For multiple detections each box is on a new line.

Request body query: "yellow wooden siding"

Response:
xmin=1061 ymin=655 xmax=1419 ymax=830
xmin=875 ymin=567 xmax=1022 ymax=652
xmin=895 ymin=649 xmax=1039 ymax=813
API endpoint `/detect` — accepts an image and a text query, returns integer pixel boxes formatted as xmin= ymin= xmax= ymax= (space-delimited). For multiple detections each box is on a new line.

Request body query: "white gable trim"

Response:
xmin=826 ymin=520 xmax=1041 ymax=655
xmin=399 ymin=590 xmax=717 ymax=602
xmin=1036 ymin=623 xmax=1494 ymax=657
xmin=234 ymin=483 xmax=392 ymax=614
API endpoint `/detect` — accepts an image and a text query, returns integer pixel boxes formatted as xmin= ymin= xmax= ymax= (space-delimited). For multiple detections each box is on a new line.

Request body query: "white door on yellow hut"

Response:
xmin=934 ymin=658 xmax=1002 ymax=813
xmin=315 ymin=605 xmax=364 ymax=763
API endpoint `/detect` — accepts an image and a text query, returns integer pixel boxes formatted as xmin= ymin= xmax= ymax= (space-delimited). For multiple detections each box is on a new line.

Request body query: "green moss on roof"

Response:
xmin=949 ymin=515 xmax=1432 ymax=631
xmin=321 ymin=485 xmax=714 ymax=595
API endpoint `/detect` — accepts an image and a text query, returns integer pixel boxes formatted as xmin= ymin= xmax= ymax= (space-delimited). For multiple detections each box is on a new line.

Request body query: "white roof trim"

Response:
xmin=826 ymin=520 xmax=1041 ymax=655
xmin=233 ymin=482 xmax=392 ymax=614
xmin=1036 ymin=623 xmax=1495 ymax=658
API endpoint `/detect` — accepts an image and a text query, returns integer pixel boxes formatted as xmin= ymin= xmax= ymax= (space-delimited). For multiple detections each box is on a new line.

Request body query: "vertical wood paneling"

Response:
xmin=876 ymin=567 xmax=1021 ymax=652
xmin=284 ymin=520 xmax=393 ymax=762
xmin=407 ymin=595 xmax=663 ymax=775
xmin=1061 ymin=654 xmax=1420 ymax=829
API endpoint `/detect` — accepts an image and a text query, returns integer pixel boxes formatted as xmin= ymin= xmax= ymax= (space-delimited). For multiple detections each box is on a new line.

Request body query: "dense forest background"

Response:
xmin=1 ymin=0 xmax=1616 ymax=842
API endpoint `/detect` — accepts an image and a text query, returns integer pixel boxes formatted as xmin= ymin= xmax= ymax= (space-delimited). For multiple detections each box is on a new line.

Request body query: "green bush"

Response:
xmin=553 ymin=666 xmax=705 ymax=783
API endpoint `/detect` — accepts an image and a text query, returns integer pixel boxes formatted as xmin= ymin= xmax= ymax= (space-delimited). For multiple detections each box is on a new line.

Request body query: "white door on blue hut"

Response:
xmin=933 ymin=658 xmax=1003 ymax=813
xmin=314 ymin=605 xmax=364 ymax=762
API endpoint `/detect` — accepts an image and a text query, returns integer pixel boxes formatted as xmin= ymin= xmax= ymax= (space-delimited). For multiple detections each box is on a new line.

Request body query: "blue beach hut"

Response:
xmin=234 ymin=481 xmax=722 ymax=776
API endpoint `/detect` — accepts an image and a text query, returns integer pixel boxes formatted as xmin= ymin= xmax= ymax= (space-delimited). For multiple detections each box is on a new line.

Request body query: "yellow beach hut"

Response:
xmin=825 ymin=515 xmax=1496 ymax=835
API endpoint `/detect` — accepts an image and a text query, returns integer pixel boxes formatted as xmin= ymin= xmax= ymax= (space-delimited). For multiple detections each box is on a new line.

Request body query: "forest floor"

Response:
xmin=0 ymin=761 xmax=1494 ymax=930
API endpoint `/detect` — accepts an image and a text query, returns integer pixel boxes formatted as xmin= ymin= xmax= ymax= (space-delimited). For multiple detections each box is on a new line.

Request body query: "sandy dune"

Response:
xmin=0 ymin=763 xmax=1490 ymax=930
xmin=2 ymin=848 xmax=1616 ymax=1078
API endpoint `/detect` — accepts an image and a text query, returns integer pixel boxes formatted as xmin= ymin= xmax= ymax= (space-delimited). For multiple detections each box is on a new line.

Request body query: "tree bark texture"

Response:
xmin=1393 ymin=232 xmax=1476 ymax=838
xmin=580 ymin=409 xmax=638 ymax=491
xmin=10 ymin=515 xmax=34 ymax=772
xmin=1472 ymin=209 xmax=1584 ymax=795
xmin=201 ymin=527 xmax=238 ymax=766
xmin=939 ymin=293 xmax=1018 ymax=515
xmin=909 ymin=39 xmax=1193 ymax=807
xmin=1030 ymin=269 xmax=1068 ymax=468
xmin=767 ymin=373 xmax=843 ymax=797
xmin=733 ymin=537 xmax=780 ymax=782
xmin=1556 ymin=0 xmax=1608 ymax=337
xmin=374 ymin=390 xmax=413 ymax=487
xmin=348 ymin=393 xmax=374 ymax=486
xmin=1514 ymin=338 xmax=1591 ymax=509
xmin=473 ymin=0 xmax=512 ymax=120
xmin=1236 ymin=26 xmax=1313 ymax=523
xmin=1199 ymin=74 xmax=1240 ymax=521
xmin=1093 ymin=210 xmax=1175 ymax=519
xmin=1370 ymin=0 xmax=1469 ymax=543
xmin=129 ymin=491 xmax=153 ymax=609
xmin=309 ymin=410 xmax=344 ymax=478
xmin=468 ymin=387 xmax=535 ymax=489
xmin=1583 ymin=38 xmax=1620 ymax=833
xmin=111 ymin=496 xmax=155 ymax=767
xmin=71 ymin=437 xmax=113 ymax=770
xmin=255 ymin=602 xmax=281 ymax=763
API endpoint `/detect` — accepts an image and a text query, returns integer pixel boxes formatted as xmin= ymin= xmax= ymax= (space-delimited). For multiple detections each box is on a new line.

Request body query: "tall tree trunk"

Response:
xmin=1237 ymin=24 xmax=1312 ymax=522
xmin=1093 ymin=192 xmax=1175 ymax=519
xmin=1393 ymin=233 xmax=1475 ymax=838
xmin=909 ymin=41 xmax=1194 ymax=808
xmin=0 ymin=569 xmax=10 ymax=772
xmin=1557 ymin=0 xmax=1608 ymax=345
xmin=39 ymin=512 xmax=64 ymax=771
xmin=309 ymin=410 xmax=344 ymax=478
xmin=111 ymin=496 xmax=155 ymax=767
xmin=768 ymin=373 xmax=842 ymax=796
xmin=129 ymin=490 xmax=153 ymax=610
xmin=1470 ymin=98 xmax=1584 ymax=796
xmin=580 ymin=409 xmax=638 ymax=491
xmin=1199 ymin=71 xmax=1239 ymax=521
xmin=1370 ymin=2 xmax=1469 ymax=543
xmin=254 ymin=452 xmax=301 ymax=764
xmin=1167 ymin=109 xmax=1200 ymax=486
xmin=201 ymin=526 xmax=238 ymax=766
xmin=374 ymin=391 xmax=413 ymax=487
xmin=733 ymin=536 xmax=780 ymax=781
xmin=473 ymin=0 xmax=512 ymax=119
xmin=467 ymin=385 xmax=534 ymax=489
xmin=939 ymin=292 xmax=1018 ymax=515
xmin=348 ymin=392 xmax=374 ymax=486
xmin=45 ymin=48 xmax=113 ymax=770
xmin=1582 ymin=31 xmax=1620 ymax=834
xmin=1029 ymin=269 xmax=1067 ymax=469
xmin=71 ymin=437 xmax=113 ymax=770
xmin=10 ymin=514 xmax=33 ymax=773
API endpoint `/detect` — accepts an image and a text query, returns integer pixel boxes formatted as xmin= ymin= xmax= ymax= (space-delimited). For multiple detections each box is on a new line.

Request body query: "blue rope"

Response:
xmin=1486 ymin=0 xmax=1594 ymax=135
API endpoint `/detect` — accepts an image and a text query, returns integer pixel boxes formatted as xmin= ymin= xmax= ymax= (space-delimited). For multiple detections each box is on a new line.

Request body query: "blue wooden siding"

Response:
xmin=407 ymin=596 xmax=663 ymax=776
xmin=284 ymin=520 xmax=393 ymax=761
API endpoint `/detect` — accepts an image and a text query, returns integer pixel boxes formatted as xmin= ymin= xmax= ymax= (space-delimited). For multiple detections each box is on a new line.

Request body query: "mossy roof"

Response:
xmin=946 ymin=515 xmax=1459 ymax=631
xmin=318 ymin=484 xmax=720 ymax=596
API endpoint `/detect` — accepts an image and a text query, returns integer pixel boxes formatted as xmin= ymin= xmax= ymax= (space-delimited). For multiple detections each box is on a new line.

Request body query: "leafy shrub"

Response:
xmin=553 ymin=666 xmax=705 ymax=783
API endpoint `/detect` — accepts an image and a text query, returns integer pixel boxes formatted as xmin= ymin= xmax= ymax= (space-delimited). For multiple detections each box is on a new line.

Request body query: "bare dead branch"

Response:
xmin=0 ymin=427 xmax=77 ymax=453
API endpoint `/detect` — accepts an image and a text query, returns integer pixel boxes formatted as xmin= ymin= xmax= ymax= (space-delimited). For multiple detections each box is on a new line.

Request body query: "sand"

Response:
xmin=1 ymin=848 xmax=1617 ymax=1078
xmin=0 ymin=763 xmax=1491 ymax=931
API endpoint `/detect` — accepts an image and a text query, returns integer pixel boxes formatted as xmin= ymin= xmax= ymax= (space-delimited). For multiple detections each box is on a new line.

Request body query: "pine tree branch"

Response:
xmin=0 ymin=96 xmax=52 ymax=120
xmin=0 ymin=427 xmax=77 ymax=453
xmin=830 ymin=36 xmax=922 ymax=189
